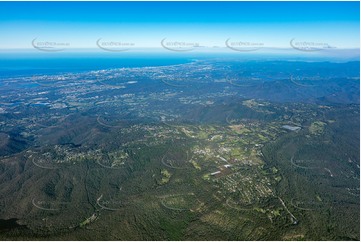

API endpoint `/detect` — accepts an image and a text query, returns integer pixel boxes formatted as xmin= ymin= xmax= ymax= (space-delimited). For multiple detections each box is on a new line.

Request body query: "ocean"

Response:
xmin=0 ymin=52 xmax=195 ymax=78
xmin=0 ymin=49 xmax=358 ymax=79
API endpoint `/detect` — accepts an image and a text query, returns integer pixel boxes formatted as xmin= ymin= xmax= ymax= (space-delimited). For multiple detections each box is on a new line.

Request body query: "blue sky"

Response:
xmin=0 ymin=1 xmax=359 ymax=50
